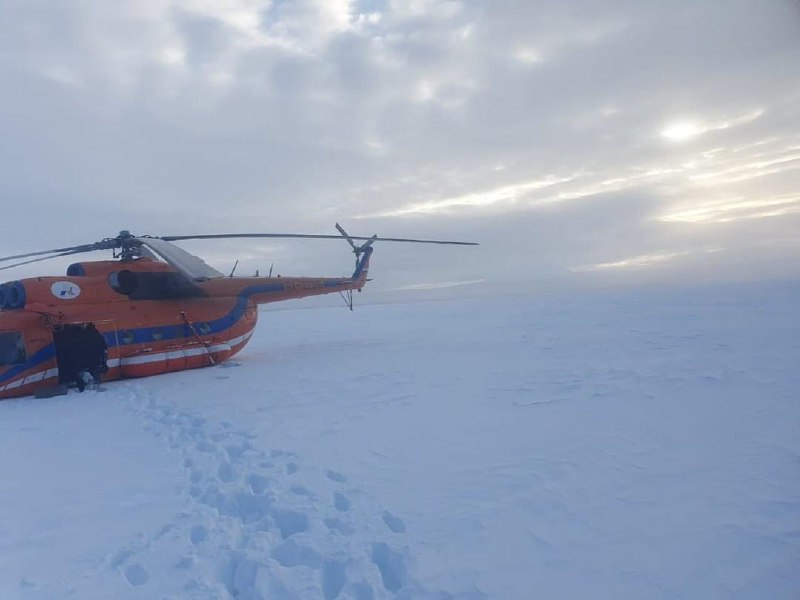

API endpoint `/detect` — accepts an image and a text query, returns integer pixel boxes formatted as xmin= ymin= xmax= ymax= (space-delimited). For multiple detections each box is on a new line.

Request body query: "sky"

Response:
xmin=0 ymin=0 xmax=799 ymax=295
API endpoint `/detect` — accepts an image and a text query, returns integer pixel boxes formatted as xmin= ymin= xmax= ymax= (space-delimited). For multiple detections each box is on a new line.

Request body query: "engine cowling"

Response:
xmin=0 ymin=281 xmax=27 ymax=309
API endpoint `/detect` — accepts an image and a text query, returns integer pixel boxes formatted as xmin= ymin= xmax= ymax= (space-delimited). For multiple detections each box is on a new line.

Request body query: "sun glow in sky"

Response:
xmin=0 ymin=1 xmax=798 ymax=291
xmin=661 ymin=122 xmax=705 ymax=142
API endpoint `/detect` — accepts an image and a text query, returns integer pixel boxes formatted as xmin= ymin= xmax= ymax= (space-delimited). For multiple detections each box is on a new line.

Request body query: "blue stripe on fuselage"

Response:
xmin=0 ymin=283 xmax=285 ymax=384
xmin=0 ymin=344 xmax=57 ymax=385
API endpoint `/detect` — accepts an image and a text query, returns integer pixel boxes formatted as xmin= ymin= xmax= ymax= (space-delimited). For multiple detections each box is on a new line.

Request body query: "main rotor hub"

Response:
xmin=115 ymin=231 xmax=142 ymax=261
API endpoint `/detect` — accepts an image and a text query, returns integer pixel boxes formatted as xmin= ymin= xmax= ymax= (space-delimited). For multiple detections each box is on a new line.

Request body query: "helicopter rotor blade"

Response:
xmin=159 ymin=233 xmax=478 ymax=246
xmin=0 ymin=228 xmax=476 ymax=274
xmin=0 ymin=243 xmax=101 ymax=264
xmin=0 ymin=248 xmax=95 ymax=272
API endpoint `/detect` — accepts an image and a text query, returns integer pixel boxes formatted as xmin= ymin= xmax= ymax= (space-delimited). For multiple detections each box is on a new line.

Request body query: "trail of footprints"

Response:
xmin=114 ymin=386 xmax=413 ymax=599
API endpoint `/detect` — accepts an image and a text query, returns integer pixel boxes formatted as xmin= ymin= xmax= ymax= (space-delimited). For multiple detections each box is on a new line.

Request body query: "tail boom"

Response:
xmin=199 ymin=247 xmax=372 ymax=306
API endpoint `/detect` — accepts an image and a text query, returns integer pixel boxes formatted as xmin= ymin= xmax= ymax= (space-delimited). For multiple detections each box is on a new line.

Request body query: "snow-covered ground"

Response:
xmin=1 ymin=281 xmax=799 ymax=599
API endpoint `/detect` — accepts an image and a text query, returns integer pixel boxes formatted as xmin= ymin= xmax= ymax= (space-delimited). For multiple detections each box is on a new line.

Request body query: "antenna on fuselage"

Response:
xmin=229 ymin=260 xmax=239 ymax=277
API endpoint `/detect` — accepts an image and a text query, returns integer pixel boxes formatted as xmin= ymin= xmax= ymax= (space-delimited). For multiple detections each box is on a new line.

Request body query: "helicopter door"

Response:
xmin=53 ymin=324 xmax=108 ymax=386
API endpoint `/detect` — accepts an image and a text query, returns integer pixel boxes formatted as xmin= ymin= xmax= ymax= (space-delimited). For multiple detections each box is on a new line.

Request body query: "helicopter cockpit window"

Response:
xmin=0 ymin=331 xmax=26 ymax=366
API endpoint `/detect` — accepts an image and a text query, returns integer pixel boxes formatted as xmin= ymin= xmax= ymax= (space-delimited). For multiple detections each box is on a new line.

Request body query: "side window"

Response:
xmin=121 ymin=330 xmax=136 ymax=344
xmin=0 ymin=331 xmax=26 ymax=366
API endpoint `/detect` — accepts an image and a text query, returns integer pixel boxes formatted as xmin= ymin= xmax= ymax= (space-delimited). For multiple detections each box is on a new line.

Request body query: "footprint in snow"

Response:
xmin=123 ymin=564 xmax=149 ymax=587
xmin=190 ymin=525 xmax=207 ymax=545
xmin=116 ymin=386 xmax=414 ymax=598
xmin=334 ymin=492 xmax=351 ymax=512
xmin=326 ymin=470 xmax=347 ymax=483
xmin=382 ymin=511 xmax=406 ymax=533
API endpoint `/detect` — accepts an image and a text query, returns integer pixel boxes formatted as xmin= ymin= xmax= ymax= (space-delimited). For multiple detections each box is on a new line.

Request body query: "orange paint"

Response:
xmin=0 ymin=250 xmax=371 ymax=399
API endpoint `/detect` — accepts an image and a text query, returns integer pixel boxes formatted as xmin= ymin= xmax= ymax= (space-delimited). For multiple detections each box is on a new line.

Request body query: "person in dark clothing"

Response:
xmin=55 ymin=323 xmax=109 ymax=392
xmin=78 ymin=323 xmax=108 ymax=391
xmin=55 ymin=326 xmax=80 ymax=388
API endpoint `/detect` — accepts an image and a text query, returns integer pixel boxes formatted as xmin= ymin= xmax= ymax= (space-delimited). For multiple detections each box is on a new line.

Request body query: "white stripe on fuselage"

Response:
xmin=114 ymin=330 xmax=254 ymax=366
xmin=0 ymin=330 xmax=254 ymax=392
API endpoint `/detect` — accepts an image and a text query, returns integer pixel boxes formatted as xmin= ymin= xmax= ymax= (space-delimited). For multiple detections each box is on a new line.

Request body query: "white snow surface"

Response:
xmin=1 ymin=281 xmax=798 ymax=599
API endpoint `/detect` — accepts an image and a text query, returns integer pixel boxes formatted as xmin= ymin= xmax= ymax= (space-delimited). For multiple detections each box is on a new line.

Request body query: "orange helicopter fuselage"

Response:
xmin=0 ymin=251 xmax=371 ymax=399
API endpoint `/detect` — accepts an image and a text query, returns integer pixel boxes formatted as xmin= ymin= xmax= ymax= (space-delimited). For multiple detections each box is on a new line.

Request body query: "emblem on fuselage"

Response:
xmin=51 ymin=281 xmax=82 ymax=300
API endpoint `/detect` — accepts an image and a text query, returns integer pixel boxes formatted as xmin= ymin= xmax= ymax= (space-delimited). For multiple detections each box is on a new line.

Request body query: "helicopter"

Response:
xmin=0 ymin=225 xmax=476 ymax=400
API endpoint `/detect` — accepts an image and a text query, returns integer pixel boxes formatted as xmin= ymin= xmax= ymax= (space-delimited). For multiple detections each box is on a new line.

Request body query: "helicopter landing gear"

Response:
xmin=339 ymin=289 xmax=355 ymax=311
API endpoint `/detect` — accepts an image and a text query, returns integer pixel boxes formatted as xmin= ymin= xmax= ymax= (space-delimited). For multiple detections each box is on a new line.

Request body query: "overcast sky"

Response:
xmin=1 ymin=0 xmax=799 ymax=295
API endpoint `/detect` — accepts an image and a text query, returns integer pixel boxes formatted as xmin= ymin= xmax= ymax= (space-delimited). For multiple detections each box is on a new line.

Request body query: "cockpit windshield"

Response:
xmin=0 ymin=331 xmax=26 ymax=366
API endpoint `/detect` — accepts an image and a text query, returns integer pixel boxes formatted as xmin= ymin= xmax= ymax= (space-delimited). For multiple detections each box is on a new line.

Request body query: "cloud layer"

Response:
xmin=1 ymin=0 xmax=798 ymax=291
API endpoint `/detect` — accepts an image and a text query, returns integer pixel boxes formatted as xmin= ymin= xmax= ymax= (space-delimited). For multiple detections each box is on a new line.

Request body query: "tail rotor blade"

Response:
xmin=335 ymin=223 xmax=359 ymax=252
xmin=359 ymin=235 xmax=378 ymax=252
